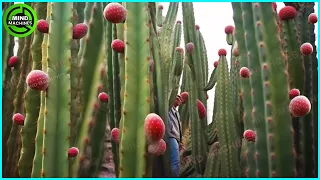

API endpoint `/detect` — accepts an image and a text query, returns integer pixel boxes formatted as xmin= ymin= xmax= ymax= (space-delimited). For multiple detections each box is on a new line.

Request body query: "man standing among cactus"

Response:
xmin=167 ymin=95 xmax=184 ymax=177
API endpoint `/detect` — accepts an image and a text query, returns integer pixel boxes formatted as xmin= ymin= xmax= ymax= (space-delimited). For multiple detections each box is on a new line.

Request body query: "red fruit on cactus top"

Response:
xmin=103 ymin=3 xmax=127 ymax=23
xmin=289 ymin=95 xmax=311 ymax=117
xmin=111 ymin=128 xmax=120 ymax=144
xmin=8 ymin=56 xmax=18 ymax=67
xmin=308 ymin=13 xmax=318 ymax=24
xmin=148 ymin=139 xmax=166 ymax=156
xmin=214 ymin=61 xmax=219 ymax=68
xmin=144 ymin=113 xmax=165 ymax=142
xmin=218 ymin=48 xmax=227 ymax=56
xmin=195 ymin=24 xmax=200 ymax=30
xmin=186 ymin=42 xmax=194 ymax=53
xmin=232 ymin=48 xmax=239 ymax=57
xmin=240 ymin=67 xmax=250 ymax=78
xmin=180 ymin=92 xmax=189 ymax=104
xmin=279 ymin=6 xmax=297 ymax=21
xmin=36 ymin=19 xmax=49 ymax=33
xmin=73 ymin=23 xmax=88 ymax=39
xmin=98 ymin=92 xmax=109 ymax=102
xmin=175 ymin=47 xmax=184 ymax=53
xmin=111 ymin=39 xmax=125 ymax=53
xmin=206 ymin=93 xmax=209 ymax=100
xmin=224 ymin=25 xmax=234 ymax=34
xmin=68 ymin=147 xmax=79 ymax=157
xmin=176 ymin=20 xmax=181 ymax=24
xmin=26 ymin=70 xmax=49 ymax=91
xmin=300 ymin=42 xmax=313 ymax=56
xmin=12 ymin=113 xmax=24 ymax=125
xmin=243 ymin=129 xmax=255 ymax=142
xmin=272 ymin=3 xmax=277 ymax=11
xmin=197 ymin=99 xmax=206 ymax=119
xmin=289 ymin=88 xmax=300 ymax=99
xmin=158 ymin=5 xmax=164 ymax=10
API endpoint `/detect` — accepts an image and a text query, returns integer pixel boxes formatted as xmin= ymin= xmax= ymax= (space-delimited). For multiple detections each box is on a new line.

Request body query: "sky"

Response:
xmin=161 ymin=2 xmax=319 ymax=124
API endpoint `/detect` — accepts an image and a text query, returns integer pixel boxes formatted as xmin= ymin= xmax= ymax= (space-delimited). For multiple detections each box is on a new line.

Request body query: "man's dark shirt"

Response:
xmin=167 ymin=107 xmax=182 ymax=143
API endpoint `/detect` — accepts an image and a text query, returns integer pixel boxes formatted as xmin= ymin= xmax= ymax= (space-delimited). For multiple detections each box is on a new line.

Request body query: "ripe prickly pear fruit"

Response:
xmin=68 ymin=147 xmax=79 ymax=157
xmin=218 ymin=48 xmax=227 ymax=56
xmin=272 ymin=2 xmax=277 ymax=11
xmin=175 ymin=47 xmax=184 ymax=53
xmin=240 ymin=67 xmax=250 ymax=78
xmin=289 ymin=88 xmax=300 ymax=99
xmin=300 ymin=42 xmax=313 ymax=56
xmin=26 ymin=70 xmax=49 ymax=91
xmin=195 ymin=24 xmax=200 ymax=30
xmin=186 ymin=42 xmax=194 ymax=53
xmin=289 ymin=95 xmax=311 ymax=117
xmin=98 ymin=92 xmax=109 ymax=102
xmin=36 ymin=19 xmax=49 ymax=33
xmin=214 ymin=60 xmax=219 ymax=68
xmin=176 ymin=20 xmax=181 ymax=24
xmin=8 ymin=56 xmax=18 ymax=67
xmin=148 ymin=139 xmax=166 ymax=156
xmin=111 ymin=39 xmax=125 ymax=53
xmin=224 ymin=25 xmax=234 ymax=34
xmin=72 ymin=23 xmax=88 ymax=39
xmin=308 ymin=13 xmax=318 ymax=24
xmin=111 ymin=128 xmax=120 ymax=144
xmin=197 ymin=99 xmax=206 ymax=119
xmin=158 ymin=5 xmax=163 ymax=10
xmin=144 ymin=113 xmax=165 ymax=143
xmin=103 ymin=3 xmax=127 ymax=23
xmin=279 ymin=6 xmax=297 ymax=21
xmin=180 ymin=92 xmax=189 ymax=104
xmin=243 ymin=129 xmax=255 ymax=142
xmin=12 ymin=113 xmax=24 ymax=125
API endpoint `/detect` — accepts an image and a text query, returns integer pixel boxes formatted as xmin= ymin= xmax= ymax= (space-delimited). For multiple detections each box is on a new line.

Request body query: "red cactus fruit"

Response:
xmin=8 ymin=56 xmax=18 ymax=67
xmin=289 ymin=88 xmax=300 ymax=99
xmin=186 ymin=42 xmax=194 ymax=53
xmin=12 ymin=113 xmax=24 ymax=125
xmin=144 ymin=113 xmax=165 ymax=142
xmin=175 ymin=47 xmax=184 ymax=53
xmin=180 ymin=92 xmax=189 ymax=104
xmin=98 ymin=92 xmax=109 ymax=102
xmin=197 ymin=99 xmax=206 ymax=119
xmin=240 ymin=67 xmax=250 ymax=78
xmin=195 ymin=24 xmax=200 ymax=30
xmin=103 ymin=3 xmax=127 ymax=23
xmin=36 ymin=19 xmax=49 ymax=33
xmin=148 ymin=139 xmax=166 ymax=156
xmin=243 ymin=129 xmax=255 ymax=142
xmin=26 ymin=70 xmax=49 ymax=91
xmin=300 ymin=42 xmax=313 ymax=56
xmin=72 ymin=23 xmax=88 ymax=39
xmin=289 ymin=95 xmax=311 ymax=117
xmin=149 ymin=59 xmax=154 ymax=72
xmin=279 ymin=6 xmax=297 ymax=21
xmin=308 ymin=13 xmax=318 ymax=24
xmin=176 ymin=20 xmax=181 ymax=24
xmin=272 ymin=3 xmax=277 ymax=11
xmin=214 ymin=60 xmax=219 ymax=68
xmin=111 ymin=128 xmax=120 ymax=144
xmin=224 ymin=25 xmax=234 ymax=34
xmin=218 ymin=48 xmax=227 ymax=56
xmin=111 ymin=39 xmax=125 ymax=53
xmin=206 ymin=93 xmax=209 ymax=100
xmin=68 ymin=147 xmax=79 ymax=157
xmin=158 ymin=5 xmax=163 ymax=10
xmin=234 ymin=60 xmax=239 ymax=66
xmin=232 ymin=48 xmax=239 ymax=57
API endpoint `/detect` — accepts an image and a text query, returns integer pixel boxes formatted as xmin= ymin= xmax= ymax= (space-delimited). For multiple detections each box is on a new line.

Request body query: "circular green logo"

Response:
xmin=3 ymin=4 xmax=37 ymax=38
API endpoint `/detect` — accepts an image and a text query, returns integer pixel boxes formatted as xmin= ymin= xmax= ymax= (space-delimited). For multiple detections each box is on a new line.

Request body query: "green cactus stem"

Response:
xmin=41 ymin=3 xmax=72 ymax=177
xmin=18 ymin=2 xmax=47 ymax=177
xmin=118 ymin=3 xmax=151 ymax=177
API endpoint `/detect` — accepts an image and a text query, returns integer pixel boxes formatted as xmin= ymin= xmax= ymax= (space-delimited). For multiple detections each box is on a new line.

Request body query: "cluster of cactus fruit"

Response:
xmin=2 ymin=2 xmax=318 ymax=178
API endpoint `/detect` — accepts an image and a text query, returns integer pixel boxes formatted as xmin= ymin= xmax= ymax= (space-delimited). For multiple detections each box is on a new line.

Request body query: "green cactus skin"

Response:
xmin=204 ymin=68 xmax=216 ymax=91
xmin=157 ymin=4 xmax=163 ymax=27
xmin=41 ymin=3 xmax=73 ymax=177
xmin=18 ymin=2 xmax=47 ymax=177
xmin=118 ymin=3 xmax=151 ymax=177
xmin=5 ymin=7 xmax=34 ymax=175
xmin=281 ymin=8 xmax=305 ymax=92
xmin=204 ymin=142 xmax=220 ymax=177
xmin=171 ymin=21 xmax=182 ymax=60
xmin=255 ymin=3 xmax=295 ymax=177
xmin=2 ymin=2 xmax=13 ymax=82
xmin=169 ymin=48 xmax=183 ymax=107
xmin=226 ymin=33 xmax=233 ymax=46
xmin=72 ymin=2 xmax=105 ymax=177
xmin=116 ymin=21 xmax=125 ymax=108
xmin=32 ymin=9 xmax=50 ymax=176
xmin=199 ymin=32 xmax=209 ymax=84
xmin=215 ymin=54 xmax=241 ymax=177
xmin=232 ymin=3 xmax=256 ymax=177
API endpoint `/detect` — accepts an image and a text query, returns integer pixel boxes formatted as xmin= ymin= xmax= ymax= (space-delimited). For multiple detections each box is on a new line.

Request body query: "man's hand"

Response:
xmin=179 ymin=143 xmax=185 ymax=151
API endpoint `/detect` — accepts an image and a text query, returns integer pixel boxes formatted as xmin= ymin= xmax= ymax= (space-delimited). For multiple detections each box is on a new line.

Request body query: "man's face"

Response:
xmin=173 ymin=95 xmax=182 ymax=107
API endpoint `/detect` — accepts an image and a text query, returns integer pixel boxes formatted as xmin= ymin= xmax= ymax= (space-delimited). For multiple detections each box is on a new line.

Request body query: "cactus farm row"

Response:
xmin=2 ymin=2 xmax=318 ymax=178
